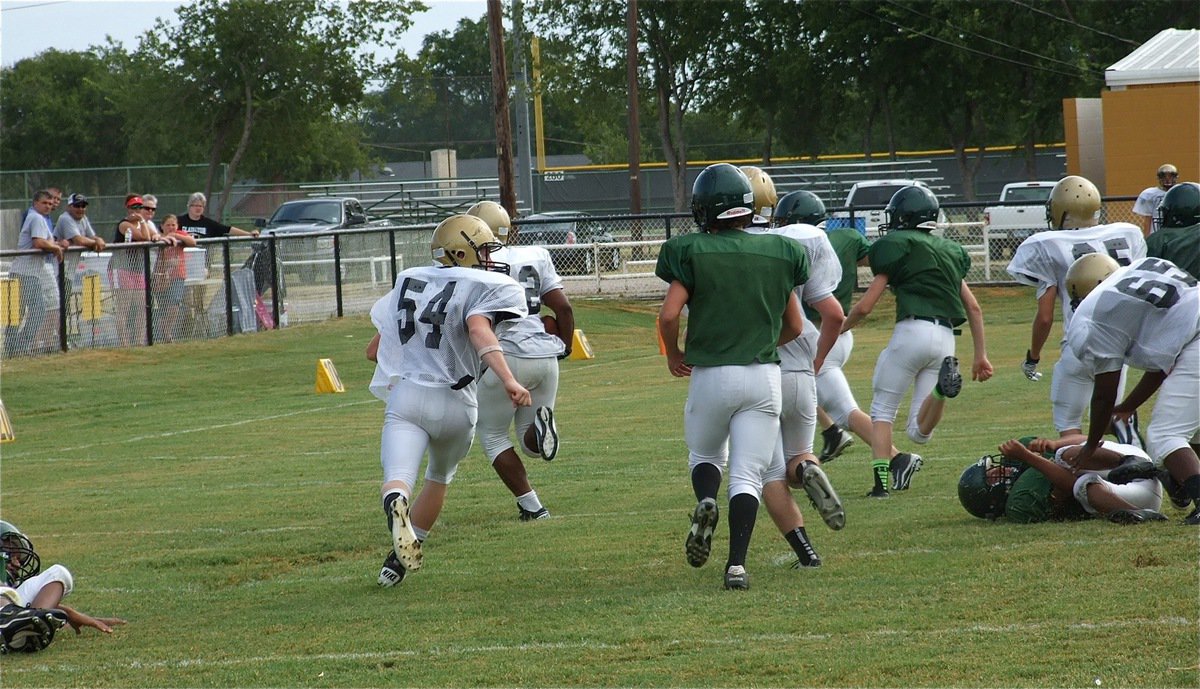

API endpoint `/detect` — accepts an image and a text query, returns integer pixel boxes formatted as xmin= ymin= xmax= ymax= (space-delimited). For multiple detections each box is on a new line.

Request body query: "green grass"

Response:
xmin=1 ymin=287 xmax=1196 ymax=688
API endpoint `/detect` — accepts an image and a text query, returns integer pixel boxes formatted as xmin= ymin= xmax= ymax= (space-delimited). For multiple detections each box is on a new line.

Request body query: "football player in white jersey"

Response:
xmin=1006 ymin=175 xmax=1147 ymax=447
xmin=1064 ymin=254 xmax=1200 ymax=525
xmin=467 ymin=201 xmax=576 ymax=522
xmin=770 ymin=208 xmax=848 ymax=529
xmin=368 ymin=215 xmax=532 ymax=586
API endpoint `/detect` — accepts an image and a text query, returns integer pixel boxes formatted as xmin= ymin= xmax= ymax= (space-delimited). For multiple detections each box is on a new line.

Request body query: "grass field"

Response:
xmin=1 ymin=287 xmax=1197 ymax=688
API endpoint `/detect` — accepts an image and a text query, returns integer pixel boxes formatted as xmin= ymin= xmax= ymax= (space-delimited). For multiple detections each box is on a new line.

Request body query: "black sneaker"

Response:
xmin=1106 ymin=459 xmax=1159 ymax=485
xmin=865 ymin=485 xmax=891 ymax=499
xmin=1160 ymin=470 xmax=1190 ymax=509
xmin=1108 ymin=508 xmax=1169 ymax=524
xmin=936 ymin=356 xmax=962 ymax=398
xmin=801 ymin=462 xmax=845 ymax=531
xmin=518 ymin=506 xmax=550 ymax=521
xmin=377 ymin=551 xmax=407 ymax=588
xmin=1185 ymin=506 xmax=1200 ymax=526
xmin=533 ymin=406 xmax=559 ymax=461
xmin=723 ymin=565 xmax=749 ymax=590
xmin=818 ymin=427 xmax=854 ymax=463
xmin=685 ymin=498 xmax=719 ymax=568
xmin=0 ymin=604 xmax=67 ymax=654
xmin=890 ymin=452 xmax=923 ymax=491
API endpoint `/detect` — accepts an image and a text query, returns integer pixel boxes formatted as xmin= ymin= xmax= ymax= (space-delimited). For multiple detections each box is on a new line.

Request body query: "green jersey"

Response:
xmin=868 ymin=229 xmax=971 ymax=326
xmin=656 ymin=229 xmax=808 ymax=366
xmin=1146 ymin=224 xmax=1200 ymax=280
xmin=804 ymin=227 xmax=870 ymax=323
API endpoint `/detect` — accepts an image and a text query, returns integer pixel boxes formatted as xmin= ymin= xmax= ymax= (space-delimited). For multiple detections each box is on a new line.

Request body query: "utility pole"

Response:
xmin=626 ymin=0 xmax=643 ymax=253
xmin=512 ymin=0 xmax=534 ymax=214
xmin=487 ymin=0 xmax=517 ymax=216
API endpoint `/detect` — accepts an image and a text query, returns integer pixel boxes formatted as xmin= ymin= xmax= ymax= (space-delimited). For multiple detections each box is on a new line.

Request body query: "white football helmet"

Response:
xmin=1065 ymin=253 xmax=1119 ymax=307
xmin=431 ymin=215 xmax=507 ymax=273
xmin=466 ymin=200 xmax=513 ymax=244
xmin=1046 ymin=175 xmax=1100 ymax=230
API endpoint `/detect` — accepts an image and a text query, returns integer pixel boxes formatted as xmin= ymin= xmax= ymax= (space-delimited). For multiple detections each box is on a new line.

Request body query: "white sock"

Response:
xmin=516 ymin=490 xmax=543 ymax=512
xmin=413 ymin=526 xmax=429 ymax=542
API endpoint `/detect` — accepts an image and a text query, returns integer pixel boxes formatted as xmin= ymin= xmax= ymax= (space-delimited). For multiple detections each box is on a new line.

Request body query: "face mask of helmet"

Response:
xmin=958 ymin=455 xmax=1025 ymax=520
xmin=431 ymin=215 xmax=510 ymax=274
xmin=0 ymin=529 xmax=40 ymax=588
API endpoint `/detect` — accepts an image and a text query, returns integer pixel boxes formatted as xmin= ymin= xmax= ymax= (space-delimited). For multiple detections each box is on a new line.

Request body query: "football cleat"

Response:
xmin=1185 ymin=506 xmax=1200 ymax=526
xmin=0 ymin=604 xmax=67 ymax=654
xmin=1106 ymin=459 xmax=1159 ymax=485
xmin=801 ymin=462 xmax=845 ymax=531
xmin=389 ymin=494 xmax=422 ymax=572
xmin=936 ymin=356 xmax=962 ymax=399
xmin=377 ymin=551 xmax=407 ymax=587
xmin=818 ymin=427 xmax=854 ymax=463
xmin=890 ymin=452 xmax=923 ymax=491
xmin=518 ymin=506 xmax=550 ymax=521
xmin=685 ymin=498 xmax=719 ymax=568
xmin=865 ymin=485 xmax=891 ymax=499
xmin=1107 ymin=508 xmax=1169 ymax=525
xmin=723 ymin=564 xmax=749 ymax=590
xmin=533 ymin=407 xmax=559 ymax=461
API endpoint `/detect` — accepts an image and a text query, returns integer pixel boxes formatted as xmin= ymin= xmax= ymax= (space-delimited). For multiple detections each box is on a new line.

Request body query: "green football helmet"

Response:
xmin=773 ymin=190 xmax=827 ymax=227
xmin=957 ymin=456 xmax=1023 ymax=520
xmin=691 ymin=163 xmax=754 ymax=229
xmin=1157 ymin=182 xmax=1200 ymax=229
xmin=0 ymin=521 xmax=40 ymax=587
xmin=884 ymin=185 xmax=940 ymax=231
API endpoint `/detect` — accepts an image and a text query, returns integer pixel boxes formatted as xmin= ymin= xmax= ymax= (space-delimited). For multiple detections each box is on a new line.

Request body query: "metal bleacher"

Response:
xmin=762 ymin=159 xmax=948 ymax=208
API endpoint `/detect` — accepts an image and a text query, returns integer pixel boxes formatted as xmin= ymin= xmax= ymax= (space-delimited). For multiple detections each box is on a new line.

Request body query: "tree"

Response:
xmin=136 ymin=0 xmax=423 ymax=214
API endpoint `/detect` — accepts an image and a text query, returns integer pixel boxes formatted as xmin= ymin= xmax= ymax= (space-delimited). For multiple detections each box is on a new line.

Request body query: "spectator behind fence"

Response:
xmin=53 ymin=194 xmax=106 ymax=253
xmin=178 ymin=192 xmax=258 ymax=238
xmin=5 ymin=191 xmax=66 ymax=356
xmin=153 ymin=214 xmax=196 ymax=343
xmin=140 ymin=194 xmax=160 ymax=234
xmin=110 ymin=195 xmax=174 ymax=347
xmin=1133 ymin=163 xmax=1178 ymax=237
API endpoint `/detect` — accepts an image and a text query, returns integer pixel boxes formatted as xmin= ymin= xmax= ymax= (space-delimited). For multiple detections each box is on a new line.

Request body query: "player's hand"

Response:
xmin=506 ymin=380 xmax=531 ymax=407
xmin=972 ymin=356 xmax=994 ymax=382
xmin=1021 ymin=350 xmax=1042 ymax=381
xmin=666 ymin=351 xmax=691 ymax=377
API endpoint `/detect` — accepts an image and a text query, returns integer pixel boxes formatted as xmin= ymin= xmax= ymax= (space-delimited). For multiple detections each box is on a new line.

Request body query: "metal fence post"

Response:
xmin=334 ymin=233 xmax=344 ymax=318
xmin=222 ymin=241 xmax=233 ymax=336
xmin=268 ymin=236 xmax=280 ymax=329
xmin=388 ymin=229 xmax=398 ymax=287
xmin=143 ymin=244 xmax=155 ymax=346
xmin=56 ymin=258 xmax=67 ymax=352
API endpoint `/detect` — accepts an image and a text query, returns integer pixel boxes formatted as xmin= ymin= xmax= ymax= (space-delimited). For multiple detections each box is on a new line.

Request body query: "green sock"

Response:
xmin=872 ymin=460 xmax=889 ymax=491
xmin=932 ymin=386 xmax=946 ymax=400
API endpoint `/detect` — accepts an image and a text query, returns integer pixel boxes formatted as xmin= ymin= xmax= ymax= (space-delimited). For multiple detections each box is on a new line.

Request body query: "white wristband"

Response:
xmin=477 ymin=344 xmax=503 ymax=359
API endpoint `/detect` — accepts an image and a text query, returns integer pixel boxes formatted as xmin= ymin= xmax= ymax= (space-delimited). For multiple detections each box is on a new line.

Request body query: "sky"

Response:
xmin=0 ymin=0 xmax=488 ymax=68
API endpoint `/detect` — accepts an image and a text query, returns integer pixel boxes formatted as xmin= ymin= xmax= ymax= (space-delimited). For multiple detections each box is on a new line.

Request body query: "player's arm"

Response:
xmin=658 ymin=280 xmax=691 ymax=377
xmin=1113 ymin=369 xmax=1167 ymax=419
xmin=467 ymin=313 xmax=530 ymax=407
xmin=961 ymin=280 xmax=993 ymax=382
xmin=1024 ymin=286 xmax=1057 ymax=379
xmin=542 ymin=287 xmax=574 ymax=354
xmin=809 ymin=294 xmax=844 ymax=373
xmin=366 ymin=332 xmax=381 ymax=362
xmin=842 ymin=272 xmax=888 ymax=332
xmin=1074 ymin=369 xmax=1122 ymax=466
xmin=998 ymin=439 xmax=1082 ymax=495
xmin=778 ymin=291 xmax=805 ymax=347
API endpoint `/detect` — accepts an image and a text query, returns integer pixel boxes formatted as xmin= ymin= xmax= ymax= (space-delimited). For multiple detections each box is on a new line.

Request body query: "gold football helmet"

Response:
xmin=740 ymin=165 xmax=777 ymax=222
xmin=1065 ymin=253 xmax=1119 ymax=307
xmin=466 ymin=200 xmax=513 ymax=244
xmin=1046 ymin=175 xmax=1101 ymax=230
xmin=431 ymin=214 xmax=506 ymax=272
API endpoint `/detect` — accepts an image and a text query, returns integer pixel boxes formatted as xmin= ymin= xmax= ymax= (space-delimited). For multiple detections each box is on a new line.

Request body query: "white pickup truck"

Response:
xmin=981 ymin=181 xmax=1057 ymax=260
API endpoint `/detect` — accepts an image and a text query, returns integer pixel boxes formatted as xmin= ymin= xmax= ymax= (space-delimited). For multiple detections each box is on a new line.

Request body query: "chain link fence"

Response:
xmin=0 ymin=197 xmax=1144 ymax=359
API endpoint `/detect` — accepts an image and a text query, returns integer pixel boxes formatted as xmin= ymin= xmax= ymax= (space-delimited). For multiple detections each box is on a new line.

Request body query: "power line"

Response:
xmin=1 ymin=1 xmax=69 ymax=12
xmin=850 ymin=4 xmax=1086 ymax=79
xmin=883 ymin=0 xmax=1095 ymax=73
xmin=1004 ymin=0 xmax=1140 ymax=46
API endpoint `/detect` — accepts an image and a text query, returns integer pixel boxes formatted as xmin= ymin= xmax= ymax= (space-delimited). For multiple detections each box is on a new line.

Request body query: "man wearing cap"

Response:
xmin=1133 ymin=163 xmax=1178 ymax=237
xmin=53 ymin=194 xmax=106 ymax=252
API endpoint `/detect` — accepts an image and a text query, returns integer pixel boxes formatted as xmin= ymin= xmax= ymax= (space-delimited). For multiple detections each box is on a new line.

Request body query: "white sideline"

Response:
xmin=7 ymin=616 xmax=1190 ymax=675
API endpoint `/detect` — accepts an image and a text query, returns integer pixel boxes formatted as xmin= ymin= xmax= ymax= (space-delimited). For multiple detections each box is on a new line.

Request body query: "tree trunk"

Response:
xmin=217 ymin=79 xmax=257 ymax=220
xmin=762 ymin=110 xmax=774 ymax=165
xmin=203 ymin=126 xmax=229 ymax=206
xmin=656 ymin=77 xmax=687 ymax=213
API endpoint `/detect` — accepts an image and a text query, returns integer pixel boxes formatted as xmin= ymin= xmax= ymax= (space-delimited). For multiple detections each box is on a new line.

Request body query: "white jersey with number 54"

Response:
xmin=1067 ymin=257 xmax=1199 ymax=375
xmin=369 ymin=265 xmax=527 ymax=402
xmin=1007 ymin=223 xmax=1146 ymax=326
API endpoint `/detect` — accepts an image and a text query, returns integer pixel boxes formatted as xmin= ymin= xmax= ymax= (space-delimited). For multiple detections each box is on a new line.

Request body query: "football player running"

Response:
xmin=368 ymin=215 xmax=532 ymax=586
xmin=656 ymin=163 xmax=808 ymax=590
xmin=1006 ymin=175 xmax=1147 ymax=448
xmin=1147 ymin=182 xmax=1200 ymax=280
xmin=1063 ymin=254 xmax=1200 ymax=525
xmin=843 ymin=185 xmax=994 ymax=497
xmin=467 ymin=200 xmax=575 ymax=522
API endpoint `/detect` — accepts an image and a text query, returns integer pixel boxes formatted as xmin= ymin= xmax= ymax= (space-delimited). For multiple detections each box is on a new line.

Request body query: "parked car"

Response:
xmin=253 ymin=198 xmax=379 ymax=283
xmin=515 ymin=211 xmax=622 ymax=275
xmin=981 ymin=181 xmax=1057 ymax=260
xmin=828 ymin=179 xmax=947 ymax=239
